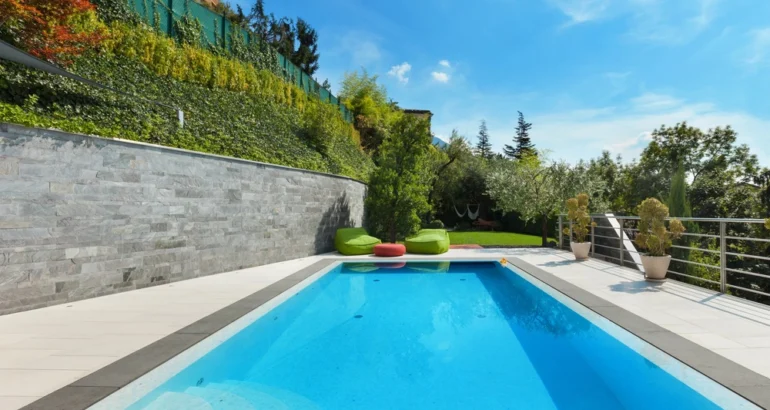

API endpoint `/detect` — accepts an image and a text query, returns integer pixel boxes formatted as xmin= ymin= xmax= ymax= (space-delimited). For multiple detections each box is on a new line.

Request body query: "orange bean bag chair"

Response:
xmin=374 ymin=243 xmax=406 ymax=257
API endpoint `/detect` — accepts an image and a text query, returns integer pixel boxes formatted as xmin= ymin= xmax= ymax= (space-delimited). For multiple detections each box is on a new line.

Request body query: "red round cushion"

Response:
xmin=374 ymin=243 xmax=406 ymax=257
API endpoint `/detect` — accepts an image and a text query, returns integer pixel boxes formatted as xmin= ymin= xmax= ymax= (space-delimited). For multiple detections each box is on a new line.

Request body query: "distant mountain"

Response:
xmin=432 ymin=136 xmax=448 ymax=148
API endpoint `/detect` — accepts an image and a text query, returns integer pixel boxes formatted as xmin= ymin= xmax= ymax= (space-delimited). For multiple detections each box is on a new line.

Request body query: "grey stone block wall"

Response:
xmin=0 ymin=123 xmax=366 ymax=315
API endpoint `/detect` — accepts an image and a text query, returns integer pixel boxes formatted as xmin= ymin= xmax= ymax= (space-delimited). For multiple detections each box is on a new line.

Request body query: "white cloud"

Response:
xmin=551 ymin=0 xmax=719 ymax=44
xmin=528 ymin=98 xmax=769 ymax=163
xmin=744 ymin=28 xmax=770 ymax=66
xmin=432 ymin=94 xmax=770 ymax=166
xmin=388 ymin=62 xmax=412 ymax=84
xmin=439 ymin=60 xmax=451 ymax=68
xmin=432 ymin=72 xmax=450 ymax=83
xmin=548 ymin=0 xmax=612 ymax=25
xmin=630 ymin=92 xmax=684 ymax=111
xmin=333 ymin=31 xmax=382 ymax=66
xmin=628 ymin=0 xmax=719 ymax=44
xmin=604 ymin=71 xmax=632 ymax=96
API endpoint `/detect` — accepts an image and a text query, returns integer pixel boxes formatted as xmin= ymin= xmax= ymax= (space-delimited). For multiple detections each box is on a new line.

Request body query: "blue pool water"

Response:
xmin=110 ymin=261 xmax=749 ymax=409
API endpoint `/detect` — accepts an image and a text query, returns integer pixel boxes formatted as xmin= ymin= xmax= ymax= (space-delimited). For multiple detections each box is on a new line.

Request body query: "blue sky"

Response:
xmin=234 ymin=0 xmax=770 ymax=165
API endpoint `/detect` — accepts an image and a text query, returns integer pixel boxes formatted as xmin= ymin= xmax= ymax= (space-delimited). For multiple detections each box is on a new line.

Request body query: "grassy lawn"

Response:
xmin=448 ymin=231 xmax=552 ymax=246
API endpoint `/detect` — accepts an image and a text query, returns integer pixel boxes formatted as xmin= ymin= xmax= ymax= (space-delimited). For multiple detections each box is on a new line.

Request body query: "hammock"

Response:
xmin=467 ymin=204 xmax=480 ymax=220
xmin=453 ymin=202 xmax=467 ymax=218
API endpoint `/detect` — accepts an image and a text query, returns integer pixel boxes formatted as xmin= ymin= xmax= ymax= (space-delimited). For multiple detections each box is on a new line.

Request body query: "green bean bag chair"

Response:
xmin=335 ymin=228 xmax=381 ymax=255
xmin=405 ymin=229 xmax=450 ymax=255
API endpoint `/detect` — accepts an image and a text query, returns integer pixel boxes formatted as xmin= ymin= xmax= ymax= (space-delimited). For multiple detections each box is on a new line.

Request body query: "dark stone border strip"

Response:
xmin=21 ymin=256 xmax=770 ymax=409
xmin=21 ymin=259 xmax=337 ymax=410
xmin=507 ymin=257 xmax=770 ymax=409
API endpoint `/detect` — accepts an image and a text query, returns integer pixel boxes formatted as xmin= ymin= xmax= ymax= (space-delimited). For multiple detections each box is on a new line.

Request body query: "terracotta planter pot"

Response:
xmin=641 ymin=255 xmax=671 ymax=281
xmin=571 ymin=242 xmax=591 ymax=260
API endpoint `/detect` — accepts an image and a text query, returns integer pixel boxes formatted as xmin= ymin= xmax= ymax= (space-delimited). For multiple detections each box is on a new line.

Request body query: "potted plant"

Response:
xmin=634 ymin=198 xmax=686 ymax=280
xmin=564 ymin=193 xmax=595 ymax=260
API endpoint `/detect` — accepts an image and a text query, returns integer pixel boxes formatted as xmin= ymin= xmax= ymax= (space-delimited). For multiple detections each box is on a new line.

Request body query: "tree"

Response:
xmin=588 ymin=151 xmax=627 ymax=213
xmin=365 ymin=115 xmax=433 ymax=242
xmin=291 ymin=18 xmax=319 ymax=75
xmin=667 ymin=165 xmax=695 ymax=276
xmin=339 ymin=69 xmax=393 ymax=155
xmin=268 ymin=16 xmax=295 ymax=57
xmin=321 ymin=79 xmax=331 ymax=90
xmin=475 ymin=120 xmax=493 ymax=160
xmin=234 ymin=5 xmax=248 ymax=27
xmin=632 ymin=123 xmax=759 ymax=207
xmin=248 ymin=0 xmax=270 ymax=40
xmin=425 ymin=130 xmax=474 ymax=219
xmin=0 ymin=0 xmax=106 ymax=65
xmin=503 ymin=111 xmax=535 ymax=159
xmin=486 ymin=153 xmax=604 ymax=246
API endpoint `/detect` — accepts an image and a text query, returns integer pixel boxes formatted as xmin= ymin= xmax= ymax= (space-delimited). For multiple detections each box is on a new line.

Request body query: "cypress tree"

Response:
xmin=667 ymin=165 xmax=695 ymax=275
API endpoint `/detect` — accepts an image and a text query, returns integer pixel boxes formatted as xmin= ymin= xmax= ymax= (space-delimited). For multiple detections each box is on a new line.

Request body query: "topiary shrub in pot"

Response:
xmin=564 ymin=193 xmax=596 ymax=260
xmin=634 ymin=198 xmax=686 ymax=281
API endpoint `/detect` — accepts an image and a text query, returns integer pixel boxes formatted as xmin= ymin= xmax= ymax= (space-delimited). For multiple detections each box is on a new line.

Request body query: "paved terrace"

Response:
xmin=2 ymin=249 xmax=770 ymax=409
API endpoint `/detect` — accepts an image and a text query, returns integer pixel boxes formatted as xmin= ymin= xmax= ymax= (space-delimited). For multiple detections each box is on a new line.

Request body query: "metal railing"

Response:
xmin=557 ymin=214 xmax=770 ymax=300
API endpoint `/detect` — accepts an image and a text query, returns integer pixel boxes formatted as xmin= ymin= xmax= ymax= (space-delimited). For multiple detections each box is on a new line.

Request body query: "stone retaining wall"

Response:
xmin=0 ymin=124 xmax=366 ymax=314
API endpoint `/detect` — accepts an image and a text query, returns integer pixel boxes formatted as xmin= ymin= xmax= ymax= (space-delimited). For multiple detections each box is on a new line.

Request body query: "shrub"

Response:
xmin=0 ymin=6 xmax=373 ymax=181
xmin=456 ymin=221 xmax=472 ymax=231
xmin=0 ymin=54 xmax=373 ymax=180
xmin=563 ymin=193 xmax=595 ymax=243
xmin=426 ymin=220 xmax=445 ymax=229
xmin=0 ymin=0 xmax=107 ymax=65
xmin=634 ymin=198 xmax=686 ymax=257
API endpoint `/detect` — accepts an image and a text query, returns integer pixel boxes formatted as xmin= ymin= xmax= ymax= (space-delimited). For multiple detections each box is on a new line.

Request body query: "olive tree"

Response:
xmin=485 ymin=153 xmax=604 ymax=246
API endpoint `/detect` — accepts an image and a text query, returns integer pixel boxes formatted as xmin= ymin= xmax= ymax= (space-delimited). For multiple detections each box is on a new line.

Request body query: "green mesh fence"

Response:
xmin=127 ymin=0 xmax=351 ymax=123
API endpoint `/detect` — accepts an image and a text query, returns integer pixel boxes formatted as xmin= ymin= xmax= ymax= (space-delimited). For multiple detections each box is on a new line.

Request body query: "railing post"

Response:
xmin=591 ymin=218 xmax=595 ymax=257
xmin=720 ymin=221 xmax=727 ymax=293
xmin=619 ymin=217 xmax=625 ymax=267
xmin=558 ymin=215 xmax=563 ymax=250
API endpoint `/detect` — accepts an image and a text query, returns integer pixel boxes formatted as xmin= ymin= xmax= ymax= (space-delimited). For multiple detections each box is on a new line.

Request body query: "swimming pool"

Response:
xmin=91 ymin=261 xmax=757 ymax=409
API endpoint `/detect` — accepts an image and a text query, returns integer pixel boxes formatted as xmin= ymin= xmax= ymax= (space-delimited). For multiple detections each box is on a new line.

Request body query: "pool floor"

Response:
xmin=117 ymin=262 xmax=734 ymax=409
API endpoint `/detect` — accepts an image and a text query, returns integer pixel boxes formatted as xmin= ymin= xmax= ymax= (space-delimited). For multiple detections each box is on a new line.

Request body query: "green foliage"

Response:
xmin=634 ymin=198 xmax=686 ymax=257
xmin=174 ymin=12 xmax=204 ymax=47
xmin=666 ymin=165 xmax=697 ymax=274
xmin=339 ymin=69 xmax=394 ymax=155
xmin=424 ymin=130 xmax=476 ymax=218
xmin=426 ymin=220 xmax=445 ymax=229
xmin=766 ymin=219 xmax=770 ymax=230
xmin=292 ymin=18 xmax=319 ymax=76
xmin=587 ymin=151 xmax=627 ymax=213
xmin=503 ymin=111 xmax=535 ymax=159
xmin=475 ymin=120 xmax=493 ymax=160
xmin=486 ymin=153 xmax=605 ymax=246
xmin=90 ymin=0 xmax=140 ymax=24
xmin=564 ymin=193 xmax=595 ymax=243
xmin=365 ymin=115 xmax=432 ymax=243
xmin=0 ymin=50 xmax=372 ymax=180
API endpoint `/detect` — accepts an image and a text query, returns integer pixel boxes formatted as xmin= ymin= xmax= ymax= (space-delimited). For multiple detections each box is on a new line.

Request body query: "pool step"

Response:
xmin=141 ymin=392 xmax=214 ymax=410
xmin=184 ymin=386 xmax=256 ymax=410
xmin=209 ymin=381 xmax=319 ymax=409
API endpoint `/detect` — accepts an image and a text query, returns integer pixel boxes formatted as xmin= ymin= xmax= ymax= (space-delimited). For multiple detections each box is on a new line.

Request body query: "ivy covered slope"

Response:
xmin=0 ymin=14 xmax=373 ymax=181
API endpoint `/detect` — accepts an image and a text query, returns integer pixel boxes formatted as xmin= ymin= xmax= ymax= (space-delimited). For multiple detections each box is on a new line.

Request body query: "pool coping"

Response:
xmin=20 ymin=256 xmax=770 ymax=410
xmin=506 ymin=257 xmax=770 ymax=409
